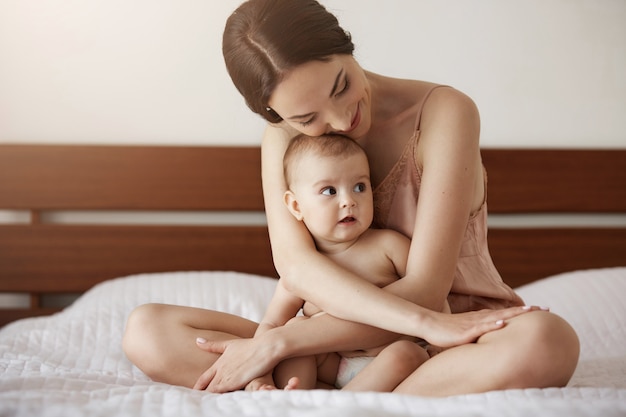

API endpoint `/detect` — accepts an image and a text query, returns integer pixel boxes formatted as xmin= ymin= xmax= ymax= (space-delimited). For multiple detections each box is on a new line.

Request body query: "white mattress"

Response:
xmin=1 ymin=267 xmax=625 ymax=417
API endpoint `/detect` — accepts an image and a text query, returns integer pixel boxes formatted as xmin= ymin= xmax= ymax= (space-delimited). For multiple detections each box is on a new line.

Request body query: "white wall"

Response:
xmin=0 ymin=0 xmax=624 ymax=148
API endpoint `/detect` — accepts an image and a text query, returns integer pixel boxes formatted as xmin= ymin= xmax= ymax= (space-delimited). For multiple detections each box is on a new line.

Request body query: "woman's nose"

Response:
xmin=326 ymin=107 xmax=351 ymax=133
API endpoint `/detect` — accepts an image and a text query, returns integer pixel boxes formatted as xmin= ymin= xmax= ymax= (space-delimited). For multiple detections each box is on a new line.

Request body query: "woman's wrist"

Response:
xmin=405 ymin=305 xmax=431 ymax=339
xmin=259 ymin=325 xmax=291 ymax=362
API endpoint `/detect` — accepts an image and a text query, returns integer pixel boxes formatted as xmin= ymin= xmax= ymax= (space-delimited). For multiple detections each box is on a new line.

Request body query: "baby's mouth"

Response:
xmin=340 ymin=216 xmax=356 ymax=223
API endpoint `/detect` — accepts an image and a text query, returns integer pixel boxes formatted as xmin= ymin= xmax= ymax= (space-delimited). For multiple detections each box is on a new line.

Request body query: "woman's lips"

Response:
xmin=344 ymin=105 xmax=361 ymax=133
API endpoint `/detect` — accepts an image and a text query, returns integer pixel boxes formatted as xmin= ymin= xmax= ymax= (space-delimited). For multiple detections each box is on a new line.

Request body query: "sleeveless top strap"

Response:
xmin=413 ymin=85 xmax=451 ymax=132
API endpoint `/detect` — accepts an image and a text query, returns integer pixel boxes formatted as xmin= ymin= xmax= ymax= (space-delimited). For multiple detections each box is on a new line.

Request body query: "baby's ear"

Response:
xmin=284 ymin=190 xmax=304 ymax=221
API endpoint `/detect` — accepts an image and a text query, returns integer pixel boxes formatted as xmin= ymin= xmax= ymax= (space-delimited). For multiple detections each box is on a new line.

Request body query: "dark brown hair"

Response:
xmin=223 ymin=0 xmax=354 ymax=123
xmin=283 ymin=134 xmax=367 ymax=187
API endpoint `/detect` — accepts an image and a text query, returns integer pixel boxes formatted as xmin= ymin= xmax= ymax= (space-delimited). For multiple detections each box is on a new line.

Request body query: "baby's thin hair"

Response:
xmin=283 ymin=134 xmax=366 ymax=187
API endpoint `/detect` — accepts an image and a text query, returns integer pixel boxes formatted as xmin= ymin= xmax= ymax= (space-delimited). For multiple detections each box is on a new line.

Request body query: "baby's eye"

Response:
xmin=321 ymin=187 xmax=337 ymax=196
xmin=354 ymin=183 xmax=366 ymax=193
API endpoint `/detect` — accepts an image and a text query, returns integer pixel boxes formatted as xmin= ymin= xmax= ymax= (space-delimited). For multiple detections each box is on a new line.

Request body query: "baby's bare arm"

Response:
xmin=255 ymin=279 xmax=304 ymax=337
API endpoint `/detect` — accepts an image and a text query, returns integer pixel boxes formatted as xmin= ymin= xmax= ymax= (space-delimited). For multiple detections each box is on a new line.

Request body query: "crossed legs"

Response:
xmin=123 ymin=305 xmax=579 ymax=396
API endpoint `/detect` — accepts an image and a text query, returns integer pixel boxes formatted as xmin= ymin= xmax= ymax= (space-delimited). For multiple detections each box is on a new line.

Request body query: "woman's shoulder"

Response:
xmin=262 ymin=123 xmax=299 ymax=143
xmin=372 ymin=74 xmax=438 ymax=104
xmin=416 ymin=85 xmax=480 ymax=152
xmin=261 ymin=123 xmax=301 ymax=156
xmin=421 ymin=86 xmax=479 ymax=123
xmin=381 ymin=75 xmax=475 ymax=113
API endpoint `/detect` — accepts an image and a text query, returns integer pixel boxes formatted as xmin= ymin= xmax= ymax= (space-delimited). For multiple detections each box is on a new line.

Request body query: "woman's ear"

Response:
xmin=284 ymin=190 xmax=304 ymax=221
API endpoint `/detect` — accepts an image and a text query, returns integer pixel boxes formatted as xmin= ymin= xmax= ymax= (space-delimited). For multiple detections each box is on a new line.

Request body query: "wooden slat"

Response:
xmin=489 ymin=228 xmax=626 ymax=288
xmin=0 ymin=145 xmax=264 ymax=211
xmin=482 ymin=149 xmax=626 ymax=213
xmin=0 ymin=224 xmax=277 ymax=292
xmin=2 ymin=223 xmax=623 ymax=293
xmin=2 ymin=146 xmax=624 ymax=213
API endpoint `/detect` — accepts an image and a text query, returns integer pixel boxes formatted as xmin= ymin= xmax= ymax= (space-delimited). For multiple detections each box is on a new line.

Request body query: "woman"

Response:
xmin=123 ymin=0 xmax=579 ymax=396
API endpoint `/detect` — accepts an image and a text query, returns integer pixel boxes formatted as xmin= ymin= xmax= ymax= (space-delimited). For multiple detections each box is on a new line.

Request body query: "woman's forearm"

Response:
xmin=263 ymin=312 xmax=404 ymax=361
xmin=276 ymin=249 xmax=434 ymax=335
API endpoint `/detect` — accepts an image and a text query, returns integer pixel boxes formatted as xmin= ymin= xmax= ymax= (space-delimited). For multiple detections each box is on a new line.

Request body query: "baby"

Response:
xmin=248 ymin=133 xmax=435 ymax=392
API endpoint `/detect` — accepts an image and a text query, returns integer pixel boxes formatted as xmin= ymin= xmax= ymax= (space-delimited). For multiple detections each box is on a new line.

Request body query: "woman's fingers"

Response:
xmin=485 ymin=305 xmax=547 ymax=325
xmin=193 ymin=338 xmax=235 ymax=390
xmin=193 ymin=337 xmax=278 ymax=393
xmin=196 ymin=337 xmax=228 ymax=353
xmin=427 ymin=304 xmax=545 ymax=348
xmin=193 ymin=366 xmax=217 ymax=390
xmin=466 ymin=305 xmax=548 ymax=340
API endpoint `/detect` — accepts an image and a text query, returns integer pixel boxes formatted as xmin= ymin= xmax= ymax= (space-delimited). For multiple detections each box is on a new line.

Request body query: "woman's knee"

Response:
xmin=504 ymin=311 xmax=580 ymax=387
xmin=536 ymin=312 xmax=579 ymax=384
xmin=122 ymin=304 xmax=167 ymax=364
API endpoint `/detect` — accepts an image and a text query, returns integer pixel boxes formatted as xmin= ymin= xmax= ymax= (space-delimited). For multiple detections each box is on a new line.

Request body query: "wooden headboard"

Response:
xmin=1 ymin=145 xmax=625 ymax=326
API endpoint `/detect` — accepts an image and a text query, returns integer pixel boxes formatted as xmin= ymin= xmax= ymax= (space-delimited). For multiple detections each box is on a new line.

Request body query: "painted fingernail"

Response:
xmin=196 ymin=337 xmax=207 ymax=344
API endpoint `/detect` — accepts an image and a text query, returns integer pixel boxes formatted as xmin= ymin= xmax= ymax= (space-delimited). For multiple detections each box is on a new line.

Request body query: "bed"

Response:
xmin=0 ymin=145 xmax=625 ymax=416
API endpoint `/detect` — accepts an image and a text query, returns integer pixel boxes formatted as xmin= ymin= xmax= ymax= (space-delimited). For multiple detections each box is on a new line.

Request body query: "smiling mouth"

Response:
xmin=343 ymin=105 xmax=361 ymax=133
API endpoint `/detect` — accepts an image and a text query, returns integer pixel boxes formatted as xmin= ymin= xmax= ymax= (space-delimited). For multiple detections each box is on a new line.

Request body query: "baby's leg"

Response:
xmin=270 ymin=315 xmax=340 ymax=390
xmin=123 ymin=303 xmax=257 ymax=388
xmin=273 ymin=356 xmax=318 ymax=389
xmin=273 ymin=350 xmax=341 ymax=389
xmin=342 ymin=340 xmax=429 ymax=392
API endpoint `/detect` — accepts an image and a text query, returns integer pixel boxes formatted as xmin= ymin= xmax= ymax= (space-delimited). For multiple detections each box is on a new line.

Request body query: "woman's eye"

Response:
xmin=321 ymin=187 xmax=337 ymax=196
xmin=300 ymin=118 xmax=314 ymax=127
xmin=335 ymin=76 xmax=350 ymax=97
xmin=354 ymin=183 xmax=366 ymax=192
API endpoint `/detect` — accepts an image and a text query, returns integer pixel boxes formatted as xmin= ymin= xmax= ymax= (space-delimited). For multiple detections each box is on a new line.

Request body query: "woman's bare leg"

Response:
xmin=122 ymin=303 xmax=258 ymax=388
xmin=393 ymin=311 xmax=580 ymax=396
xmin=343 ymin=340 xmax=429 ymax=392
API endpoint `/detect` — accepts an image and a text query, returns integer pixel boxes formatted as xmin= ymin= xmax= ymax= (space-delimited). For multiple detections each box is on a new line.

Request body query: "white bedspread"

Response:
xmin=1 ymin=268 xmax=625 ymax=417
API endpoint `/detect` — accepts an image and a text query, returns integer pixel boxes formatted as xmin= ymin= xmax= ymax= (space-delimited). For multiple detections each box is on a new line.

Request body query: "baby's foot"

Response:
xmin=284 ymin=377 xmax=300 ymax=390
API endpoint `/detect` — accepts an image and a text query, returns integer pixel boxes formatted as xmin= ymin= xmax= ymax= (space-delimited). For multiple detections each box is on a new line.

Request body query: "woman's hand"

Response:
xmin=423 ymin=305 xmax=544 ymax=347
xmin=245 ymin=374 xmax=277 ymax=391
xmin=193 ymin=336 xmax=279 ymax=393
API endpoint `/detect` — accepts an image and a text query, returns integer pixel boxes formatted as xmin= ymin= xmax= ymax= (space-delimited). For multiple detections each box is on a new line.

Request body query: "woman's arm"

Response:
xmin=262 ymin=91 xmax=483 ymax=326
xmin=384 ymin=87 xmax=484 ymax=312
xmin=262 ymin=125 xmax=436 ymax=332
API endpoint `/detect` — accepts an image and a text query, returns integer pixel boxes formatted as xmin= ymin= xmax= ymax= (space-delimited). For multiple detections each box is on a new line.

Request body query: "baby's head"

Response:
xmin=283 ymin=134 xmax=373 ymax=246
xmin=283 ymin=134 xmax=368 ymax=188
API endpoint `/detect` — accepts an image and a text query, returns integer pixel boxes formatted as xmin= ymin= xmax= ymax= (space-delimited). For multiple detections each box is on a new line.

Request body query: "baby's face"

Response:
xmin=289 ymin=151 xmax=373 ymax=245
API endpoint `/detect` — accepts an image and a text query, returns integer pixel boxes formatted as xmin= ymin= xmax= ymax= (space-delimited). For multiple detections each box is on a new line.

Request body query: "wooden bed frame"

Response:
xmin=1 ymin=145 xmax=625 ymax=326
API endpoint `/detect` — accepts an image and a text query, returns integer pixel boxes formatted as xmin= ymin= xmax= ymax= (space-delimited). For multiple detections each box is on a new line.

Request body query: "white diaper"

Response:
xmin=335 ymin=356 xmax=375 ymax=389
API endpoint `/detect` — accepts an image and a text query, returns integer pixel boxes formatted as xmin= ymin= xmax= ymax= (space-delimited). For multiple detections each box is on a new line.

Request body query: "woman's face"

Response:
xmin=268 ymin=55 xmax=371 ymax=140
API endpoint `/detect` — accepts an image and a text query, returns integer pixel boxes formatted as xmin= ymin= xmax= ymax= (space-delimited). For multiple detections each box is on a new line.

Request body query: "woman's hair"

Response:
xmin=283 ymin=134 xmax=366 ymax=187
xmin=223 ymin=0 xmax=354 ymax=123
